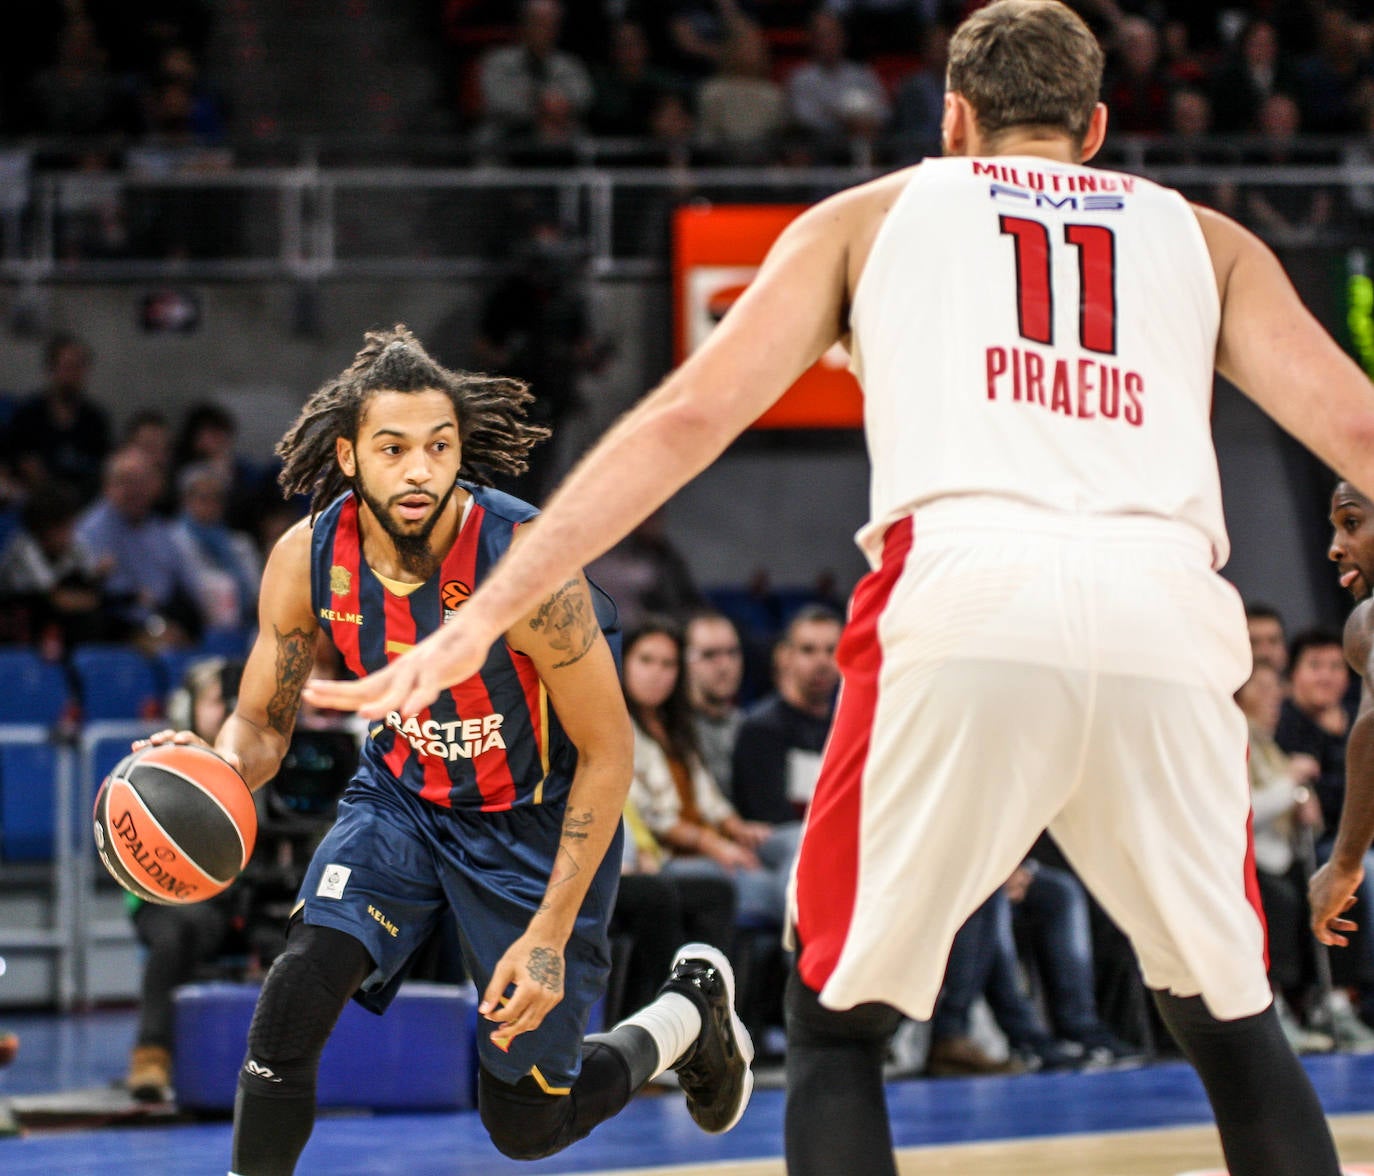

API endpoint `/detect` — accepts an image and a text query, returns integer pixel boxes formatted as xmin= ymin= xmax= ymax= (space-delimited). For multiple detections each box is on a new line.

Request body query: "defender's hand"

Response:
xmin=1310 ymin=859 xmax=1363 ymax=947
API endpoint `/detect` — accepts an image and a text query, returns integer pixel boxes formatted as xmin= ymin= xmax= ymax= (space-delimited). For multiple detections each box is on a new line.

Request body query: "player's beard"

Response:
xmin=355 ymin=475 xmax=458 ymax=581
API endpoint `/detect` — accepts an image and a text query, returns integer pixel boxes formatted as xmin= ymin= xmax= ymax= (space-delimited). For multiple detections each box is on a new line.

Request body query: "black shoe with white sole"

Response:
xmin=659 ymin=943 xmax=755 ymax=1134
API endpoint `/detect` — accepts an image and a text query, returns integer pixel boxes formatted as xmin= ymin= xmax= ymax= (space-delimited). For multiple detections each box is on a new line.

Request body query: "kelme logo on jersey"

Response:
xmin=386 ymin=712 xmax=507 ymax=760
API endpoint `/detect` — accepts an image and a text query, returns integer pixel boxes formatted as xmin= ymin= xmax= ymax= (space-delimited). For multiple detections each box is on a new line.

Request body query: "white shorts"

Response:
xmin=792 ymin=499 xmax=1269 ymax=1023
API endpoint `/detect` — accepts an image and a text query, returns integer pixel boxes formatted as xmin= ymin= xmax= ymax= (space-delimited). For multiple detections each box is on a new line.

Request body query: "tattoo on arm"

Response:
xmin=563 ymin=808 xmax=593 ymax=841
xmin=528 ymin=577 xmax=599 ymax=668
xmin=266 ymin=624 xmax=315 ymax=737
xmin=527 ymin=946 xmax=563 ymax=992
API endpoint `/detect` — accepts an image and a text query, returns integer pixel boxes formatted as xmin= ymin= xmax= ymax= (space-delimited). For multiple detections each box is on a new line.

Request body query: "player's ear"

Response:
xmin=1078 ymin=103 xmax=1109 ymax=163
xmin=942 ymin=92 xmax=974 ymax=157
xmin=336 ymin=435 xmax=356 ymax=478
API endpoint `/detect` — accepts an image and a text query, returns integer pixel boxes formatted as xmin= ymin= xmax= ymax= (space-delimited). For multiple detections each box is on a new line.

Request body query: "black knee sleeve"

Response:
xmin=479 ymin=1041 xmax=634 ymax=1161
xmin=240 ymin=923 xmax=372 ymax=1097
xmin=1153 ymin=991 xmax=1340 ymax=1176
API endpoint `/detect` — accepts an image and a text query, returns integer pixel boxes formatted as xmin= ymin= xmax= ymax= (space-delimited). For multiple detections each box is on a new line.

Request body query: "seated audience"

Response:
xmin=621 ymin=616 xmax=795 ymax=928
xmin=170 ymin=461 xmax=261 ymax=637
xmin=696 ymin=24 xmax=788 ymax=161
xmin=477 ymin=0 xmax=592 ymax=144
xmin=685 ymin=609 xmax=747 ymax=798
xmin=785 ymin=11 xmax=889 ymax=146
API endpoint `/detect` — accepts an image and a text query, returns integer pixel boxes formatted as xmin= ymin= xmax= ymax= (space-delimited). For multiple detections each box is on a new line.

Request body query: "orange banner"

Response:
xmin=673 ymin=204 xmax=864 ymax=429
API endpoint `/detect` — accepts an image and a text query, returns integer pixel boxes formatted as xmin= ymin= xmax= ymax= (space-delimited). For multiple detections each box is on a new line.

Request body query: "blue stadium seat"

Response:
xmin=0 ymin=649 xmax=73 ymax=862
xmin=69 ymin=645 xmax=162 ymax=721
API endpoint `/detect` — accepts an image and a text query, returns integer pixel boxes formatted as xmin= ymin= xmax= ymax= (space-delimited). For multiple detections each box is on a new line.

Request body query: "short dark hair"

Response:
xmin=783 ymin=604 xmax=843 ymax=643
xmin=1244 ymin=601 xmax=1285 ymax=626
xmin=947 ymin=0 xmax=1104 ymax=146
xmin=1287 ymin=627 xmax=1343 ymax=673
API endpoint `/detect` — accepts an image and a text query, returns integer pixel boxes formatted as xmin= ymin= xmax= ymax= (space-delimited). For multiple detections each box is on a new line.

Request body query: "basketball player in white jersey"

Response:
xmin=305 ymin=2 xmax=1374 ymax=1172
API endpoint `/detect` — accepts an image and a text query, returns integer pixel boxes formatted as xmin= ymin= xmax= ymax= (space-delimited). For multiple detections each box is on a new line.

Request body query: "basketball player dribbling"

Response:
xmin=136 ymin=326 xmax=753 ymax=1176
xmin=305 ymin=3 xmax=1374 ymax=1173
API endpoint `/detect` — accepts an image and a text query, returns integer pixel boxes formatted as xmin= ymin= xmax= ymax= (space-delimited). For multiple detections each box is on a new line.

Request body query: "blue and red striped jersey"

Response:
xmin=309 ymin=483 xmax=575 ymax=811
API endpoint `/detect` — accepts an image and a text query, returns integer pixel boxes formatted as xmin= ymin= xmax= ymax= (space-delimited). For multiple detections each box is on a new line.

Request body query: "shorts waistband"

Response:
xmin=900 ymin=496 xmax=1215 ymax=558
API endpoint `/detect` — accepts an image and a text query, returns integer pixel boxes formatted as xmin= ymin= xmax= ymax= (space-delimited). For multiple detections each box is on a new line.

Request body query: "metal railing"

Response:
xmin=0 ymin=137 xmax=1372 ymax=282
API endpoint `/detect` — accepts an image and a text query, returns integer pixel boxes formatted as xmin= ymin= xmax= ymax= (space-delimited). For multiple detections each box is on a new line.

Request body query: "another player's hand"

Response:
xmin=302 ymin=623 xmax=494 ymax=719
xmin=480 ymin=933 xmax=567 ymax=1050
xmin=1310 ymin=858 xmax=1363 ymax=947
xmin=131 ymin=730 xmax=243 ymax=776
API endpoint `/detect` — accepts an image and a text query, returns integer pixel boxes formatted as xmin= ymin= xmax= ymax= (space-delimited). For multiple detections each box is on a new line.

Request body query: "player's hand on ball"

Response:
xmin=480 ymin=933 xmax=566 ymax=1050
xmin=132 ymin=730 xmax=242 ymax=776
xmin=1310 ymin=858 xmax=1363 ymax=947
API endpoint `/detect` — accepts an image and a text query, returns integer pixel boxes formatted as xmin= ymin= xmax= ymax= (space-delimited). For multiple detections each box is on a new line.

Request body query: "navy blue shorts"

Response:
xmin=295 ymin=772 xmax=623 ymax=1089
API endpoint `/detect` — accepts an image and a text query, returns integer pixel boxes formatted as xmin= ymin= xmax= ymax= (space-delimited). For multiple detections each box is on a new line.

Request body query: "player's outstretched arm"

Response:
xmin=1312 ymin=607 xmax=1374 ymax=945
xmin=478 ymin=573 xmax=634 ymax=1046
xmin=1198 ymin=206 xmax=1374 ymax=497
xmin=304 ymin=189 xmax=863 ymax=719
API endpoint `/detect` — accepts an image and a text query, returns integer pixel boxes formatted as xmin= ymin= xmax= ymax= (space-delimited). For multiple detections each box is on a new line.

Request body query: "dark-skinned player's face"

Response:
xmin=1329 ymin=481 xmax=1374 ymax=602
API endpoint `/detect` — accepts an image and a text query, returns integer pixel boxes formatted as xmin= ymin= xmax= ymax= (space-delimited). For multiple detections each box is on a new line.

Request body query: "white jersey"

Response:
xmin=850 ymin=155 xmax=1225 ymax=568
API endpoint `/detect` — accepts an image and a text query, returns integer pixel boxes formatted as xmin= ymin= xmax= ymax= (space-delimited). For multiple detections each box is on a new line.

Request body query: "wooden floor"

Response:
xmin=6 ymin=1009 xmax=1374 ymax=1174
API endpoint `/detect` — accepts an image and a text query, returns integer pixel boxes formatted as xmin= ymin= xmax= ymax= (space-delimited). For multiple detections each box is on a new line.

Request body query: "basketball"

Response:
xmin=93 ymin=743 xmax=256 ymax=906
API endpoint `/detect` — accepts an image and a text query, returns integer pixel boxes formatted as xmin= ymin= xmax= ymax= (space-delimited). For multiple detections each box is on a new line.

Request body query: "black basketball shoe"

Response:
xmin=660 ymin=943 xmax=755 ymax=1134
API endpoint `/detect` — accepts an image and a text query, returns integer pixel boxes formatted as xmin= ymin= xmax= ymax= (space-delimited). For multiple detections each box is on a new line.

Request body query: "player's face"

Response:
xmin=624 ymin=632 xmax=680 ymax=711
xmin=344 ymin=389 xmax=462 ymax=543
xmin=1329 ymin=483 xmax=1374 ymax=602
xmin=685 ymin=618 xmax=743 ymax=705
xmin=1289 ymin=645 xmax=1348 ymax=714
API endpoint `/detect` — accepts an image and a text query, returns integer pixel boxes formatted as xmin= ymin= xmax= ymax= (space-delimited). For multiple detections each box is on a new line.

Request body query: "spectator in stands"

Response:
xmin=658 ymin=0 xmax=760 ymax=79
xmin=1295 ymin=7 xmax=1370 ymax=135
xmin=585 ymin=510 xmax=701 ymax=631
xmin=695 ymin=23 xmax=788 ymax=161
xmin=1103 ymin=15 xmax=1171 ymax=135
xmin=28 ymin=16 xmax=139 ymax=140
xmin=1237 ymin=660 xmax=1335 ymax=1054
xmin=1209 ymin=18 xmax=1300 ymax=134
xmin=890 ymin=21 xmax=949 ymax=157
xmin=120 ymin=409 xmax=176 ymax=514
xmin=169 ymin=461 xmax=261 ymax=637
xmin=926 ymin=883 xmax=1068 ymax=1075
xmin=477 ymin=0 xmax=593 ymax=145
xmin=1275 ymin=627 xmax=1374 ymax=1047
xmin=685 ymin=610 xmax=746 ymax=798
xmin=1 ymin=332 xmax=110 ymax=503
xmin=126 ymin=656 xmax=246 ymax=1102
xmin=1239 ymin=92 xmax=1336 ymax=245
xmin=613 ymin=794 xmax=737 ymax=1018
xmin=172 ymin=401 xmax=266 ymax=534
xmin=75 ymin=445 xmax=203 ymax=647
xmin=589 ymin=21 xmax=681 ymax=138
xmin=0 ymin=479 xmax=109 ymax=651
xmin=1248 ymin=601 xmax=1290 ymax=675
xmin=822 ymin=0 xmax=929 ymax=61
xmin=472 ymin=213 xmax=610 ymax=501
xmin=1009 ymin=858 xmax=1148 ymax=1068
xmin=731 ymin=605 xmax=840 ymax=825
xmin=621 ymin=616 xmax=792 ymax=928
xmin=785 ymin=11 xmax=889 ymax=148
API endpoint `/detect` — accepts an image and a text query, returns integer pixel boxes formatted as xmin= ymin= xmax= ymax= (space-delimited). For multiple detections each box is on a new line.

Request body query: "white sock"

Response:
xmin=616 ymin=992 xmax=702 ymax=1079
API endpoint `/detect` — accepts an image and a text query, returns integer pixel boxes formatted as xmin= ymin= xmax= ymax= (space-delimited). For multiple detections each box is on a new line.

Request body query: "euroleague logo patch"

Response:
xmin=441 ymin=579 xmax=471 ymax=623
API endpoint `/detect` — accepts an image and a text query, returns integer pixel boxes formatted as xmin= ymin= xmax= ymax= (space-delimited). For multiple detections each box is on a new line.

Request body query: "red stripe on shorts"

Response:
xmin=1243 ymin=807 xmax=1270 ymax=972
xmin=796 ymin=515 xmax=914 ymax=995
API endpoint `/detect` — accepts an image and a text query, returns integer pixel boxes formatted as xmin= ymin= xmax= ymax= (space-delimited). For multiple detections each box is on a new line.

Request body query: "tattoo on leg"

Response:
xmin=528 ymin=577 xmax=599 ymax=668
xmin=527 ymin=946 xmax=563 ymax=992
xmin=267 ymin=625 xmax=315 ymax=737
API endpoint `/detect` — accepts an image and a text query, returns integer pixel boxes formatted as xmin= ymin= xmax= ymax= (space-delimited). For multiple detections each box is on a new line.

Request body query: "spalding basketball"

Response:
xmin=93 ymin=743 xmax=256 ymax=905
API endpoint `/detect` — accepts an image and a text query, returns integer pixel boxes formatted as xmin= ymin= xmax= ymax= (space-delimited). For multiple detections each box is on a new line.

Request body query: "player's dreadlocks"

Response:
xmin=276 ymin=324 xmax=549 ymax=517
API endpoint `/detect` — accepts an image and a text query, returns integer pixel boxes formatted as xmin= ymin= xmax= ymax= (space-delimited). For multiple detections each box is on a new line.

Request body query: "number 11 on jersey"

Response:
xmin=1000 ymin=215 xmax=1118 ymax=355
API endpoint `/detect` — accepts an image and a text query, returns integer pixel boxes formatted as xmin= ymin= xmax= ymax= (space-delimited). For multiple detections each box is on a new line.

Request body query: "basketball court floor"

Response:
xmin=4 ymin=1007 xmax=1374 ymax=1174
